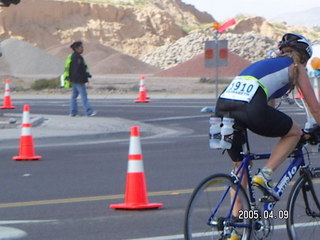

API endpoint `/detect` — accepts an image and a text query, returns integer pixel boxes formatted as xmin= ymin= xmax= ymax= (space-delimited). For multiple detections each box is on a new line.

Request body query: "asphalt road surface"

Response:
xmin=0 ymin=97 xmax=317 ymax=240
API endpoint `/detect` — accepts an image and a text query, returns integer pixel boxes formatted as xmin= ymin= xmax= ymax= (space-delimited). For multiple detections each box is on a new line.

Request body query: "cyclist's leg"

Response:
xmin=244 ymin=89 xmax=301 ymax=188
xmin=228 ymin=130 xmax=248 ymax=217
xmin=231 ymin=161 xmax=248 ymax=217
xmin=264 ymin=121 xmax=302 ymax=171
xmin=216 ymin=99 xmax=249 ymax=218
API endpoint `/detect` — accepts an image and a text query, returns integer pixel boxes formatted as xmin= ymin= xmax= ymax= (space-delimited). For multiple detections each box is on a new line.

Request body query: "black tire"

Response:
xmin=184 ymin=173 xmax=251 ymax=240
xmin=286 ymin=168 xmax=320 ymax=240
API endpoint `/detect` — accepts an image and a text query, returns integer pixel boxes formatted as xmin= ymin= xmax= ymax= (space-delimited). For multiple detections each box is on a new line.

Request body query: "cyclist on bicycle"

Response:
xmin=215 ymin=33 xmax=320 ymax=198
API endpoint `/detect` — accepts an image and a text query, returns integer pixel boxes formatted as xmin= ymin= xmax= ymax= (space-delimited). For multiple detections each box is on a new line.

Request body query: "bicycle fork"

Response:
xmin=301 ymin=168 xmax=320 ymax=217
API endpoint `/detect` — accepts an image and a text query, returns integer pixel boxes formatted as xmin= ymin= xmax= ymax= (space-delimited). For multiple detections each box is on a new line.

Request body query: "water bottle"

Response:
xmin=220 ymin=117 xmax=234 ymax=149
xmin=209 ymin=117 xmax=221 ymax=149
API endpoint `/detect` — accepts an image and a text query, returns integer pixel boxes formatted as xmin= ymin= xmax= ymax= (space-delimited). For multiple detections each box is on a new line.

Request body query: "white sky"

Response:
xmin=182 ymin=0 xmax=320 ymax=22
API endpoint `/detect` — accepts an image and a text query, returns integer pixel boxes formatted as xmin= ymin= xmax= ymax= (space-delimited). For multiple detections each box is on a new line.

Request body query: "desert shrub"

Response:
xmin=199 ymin=77 xmax=214 ymax=83
xmin=31 ymin=78 xmax=60 ymax=90
xmin=97 ymin=86 xmax=118 ymax=91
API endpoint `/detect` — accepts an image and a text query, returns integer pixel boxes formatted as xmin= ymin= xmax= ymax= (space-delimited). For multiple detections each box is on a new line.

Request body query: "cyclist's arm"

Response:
xmin=268 ymin=99 xmax=276 ymax=107
xmin=297 ymin=64 xmax=320 ymax=123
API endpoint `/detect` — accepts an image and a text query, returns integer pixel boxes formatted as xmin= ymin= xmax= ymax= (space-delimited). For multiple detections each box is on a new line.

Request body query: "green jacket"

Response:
xmin=63 ymin=54 xmax=72 ymax=88
xmin=63 ymin=53 xmax=91 ymax=88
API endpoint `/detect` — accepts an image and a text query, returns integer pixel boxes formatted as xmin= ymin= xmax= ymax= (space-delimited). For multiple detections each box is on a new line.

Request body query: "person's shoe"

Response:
xmin=227 ymin=229 xmax=241 ymax=240
xmin=252 ymin=168 xmax=279 ymax=200
xmin=69 ymin=114 xmax=77 ymax=117
xmin=88 ymin=111 xmax=97 ymax=117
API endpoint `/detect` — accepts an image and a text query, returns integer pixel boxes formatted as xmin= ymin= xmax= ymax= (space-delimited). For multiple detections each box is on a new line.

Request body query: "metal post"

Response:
xmin=214 ymin=32 xmax=219 ymax=99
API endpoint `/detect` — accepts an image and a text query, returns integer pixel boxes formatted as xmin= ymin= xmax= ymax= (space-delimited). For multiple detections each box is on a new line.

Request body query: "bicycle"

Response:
xmin=184 ymin=98 xmax=320 ymax=240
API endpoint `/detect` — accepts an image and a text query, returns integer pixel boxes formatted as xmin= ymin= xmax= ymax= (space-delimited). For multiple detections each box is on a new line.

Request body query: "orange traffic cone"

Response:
xmin=134 ymin=76 xmax=150 ymax=103
xmin=295 ymin=88 xmax=304 ymax=99
xmin=110 ymin=126 xmax=163 ymax=210
xmin=13 ymin=105 xmax=42 ymax=161
xmin=0 ymin=79 xmax=16 ymax=109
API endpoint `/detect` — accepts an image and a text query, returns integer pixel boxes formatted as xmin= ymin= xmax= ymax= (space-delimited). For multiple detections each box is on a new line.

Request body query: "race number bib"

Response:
xmin=220 ymin=77 xmax=260 ymax=102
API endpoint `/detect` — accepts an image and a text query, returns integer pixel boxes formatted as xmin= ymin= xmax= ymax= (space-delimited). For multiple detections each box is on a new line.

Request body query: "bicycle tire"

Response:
xmin=184 ymin=173 xmax=251 ymax=240
xmin=286 ymin=167 xmax=320 ymax=240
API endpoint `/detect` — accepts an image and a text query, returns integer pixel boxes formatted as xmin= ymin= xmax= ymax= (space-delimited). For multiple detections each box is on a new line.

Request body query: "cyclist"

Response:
xmin=215 ymin=33 xmax=320 ymax=210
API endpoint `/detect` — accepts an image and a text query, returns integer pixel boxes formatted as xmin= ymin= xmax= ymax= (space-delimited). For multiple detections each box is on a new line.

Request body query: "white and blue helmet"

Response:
xmin=279 ymin=33 xmax=313 ymax=61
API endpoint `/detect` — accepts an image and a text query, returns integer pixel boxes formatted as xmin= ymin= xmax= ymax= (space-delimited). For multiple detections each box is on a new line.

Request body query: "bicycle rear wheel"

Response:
xmin=286 ymin=168 xmax=320 ymax=240
xmin=184 ymin=173 xmax=251 ymax=240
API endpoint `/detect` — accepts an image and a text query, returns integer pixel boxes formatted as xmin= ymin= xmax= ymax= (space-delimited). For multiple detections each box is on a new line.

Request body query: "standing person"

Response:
xmin=67 ymin=41 xmax=96 ymax=117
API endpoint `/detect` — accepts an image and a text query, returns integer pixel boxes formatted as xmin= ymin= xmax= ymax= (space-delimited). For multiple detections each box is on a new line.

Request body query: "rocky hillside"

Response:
xmin=143 ymin=31 xmax=277 ymax=70
xmin=0 ymin=0 xmax=213 ymax=58
xmin=1 ymin=0 xmax=320 ymax=79
xmin=143 ymin=16 xmax=320 ymax=70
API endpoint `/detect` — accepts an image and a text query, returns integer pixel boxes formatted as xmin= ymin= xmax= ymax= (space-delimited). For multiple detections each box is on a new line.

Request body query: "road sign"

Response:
xmin=205 ymin=40 xmax=228 ymax=68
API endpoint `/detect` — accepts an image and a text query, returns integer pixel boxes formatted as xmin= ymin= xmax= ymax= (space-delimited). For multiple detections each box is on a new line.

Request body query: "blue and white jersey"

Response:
xmin=220 ymin=57 xmax=293 ymax=102
xmin=239 ymin=56 xmax=293 ymax=100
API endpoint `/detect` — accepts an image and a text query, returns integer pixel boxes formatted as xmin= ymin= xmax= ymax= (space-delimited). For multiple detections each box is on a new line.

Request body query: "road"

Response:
xmin=0 ymin=97 xmax=315 ymax=240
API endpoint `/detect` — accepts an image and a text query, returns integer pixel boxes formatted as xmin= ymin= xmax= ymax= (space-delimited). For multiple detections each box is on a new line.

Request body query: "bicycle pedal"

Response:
xmin=254 ymin=183 xmax=279 ymax=201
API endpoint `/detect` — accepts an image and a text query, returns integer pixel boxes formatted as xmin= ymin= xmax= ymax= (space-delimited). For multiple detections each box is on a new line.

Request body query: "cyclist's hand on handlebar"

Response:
xmin=303 ymin=125 xmax=320 ymax=145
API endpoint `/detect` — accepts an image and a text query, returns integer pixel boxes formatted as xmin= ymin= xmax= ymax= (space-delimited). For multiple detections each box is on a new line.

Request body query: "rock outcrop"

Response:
xmin=142 ymin=31 xmax=278 ymax=70
xmin=143 ymin=16 xmax=320 ymax=70
xmin=0 ymin=0 xmax=214 ymax=58
xmin=1 ymin=1 xmax=320 ymax=81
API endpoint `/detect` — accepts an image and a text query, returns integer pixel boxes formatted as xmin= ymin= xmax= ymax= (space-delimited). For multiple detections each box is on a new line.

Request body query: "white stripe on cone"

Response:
xmin=22 ymin=109 xmax=30 ymax=125
xmin=127 ymin=161 xmax=144 ymax=173
xmin=128 ymin=135 xmax=144 ymax=173
xmin=129 ymin=136 xmax=141 ymax=154
xmin=21 ymin=107 xmax=32 ymax=136
xmin=4 ymin=82 xmax=10 ymax=96
xmin=139 ymin=79 xmax=146 ymax=91
xmin=21 ymin=126 xmax=32 ymax=136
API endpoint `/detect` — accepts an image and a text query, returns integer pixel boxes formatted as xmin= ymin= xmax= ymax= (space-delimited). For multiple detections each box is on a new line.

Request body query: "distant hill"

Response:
xmin=272 ymin=7 xmax=320 ymax=28
xmin=0 ymin=0 xmax=214 ymax=59
xmin=0 ymin=39 xmax=160 ymax=79
xmin=1 ymin=0 xmax=320 ymax=82
xmin=0 ymin=38 xmax=64 ymax=78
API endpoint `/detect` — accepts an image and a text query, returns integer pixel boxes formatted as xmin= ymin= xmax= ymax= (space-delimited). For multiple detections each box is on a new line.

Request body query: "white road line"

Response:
xmin=0 ymin=220 xmax=57 ymax=225
xmin=124 ymin=234 xmax=183 ymax=240
xmin=0 ymin=226 xmax=27 ymax=239
xmin=124 ymin=222 xmax=320 ymax=240
xmin=144 ymin=115 xmax=206 ymax=122
xmin=0 ymin=219 xmax=57 ymax=239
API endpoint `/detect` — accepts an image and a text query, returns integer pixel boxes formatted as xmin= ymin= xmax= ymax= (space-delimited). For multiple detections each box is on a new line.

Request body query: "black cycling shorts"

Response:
xmin=215 ymin=87 xmax=293 ymax=161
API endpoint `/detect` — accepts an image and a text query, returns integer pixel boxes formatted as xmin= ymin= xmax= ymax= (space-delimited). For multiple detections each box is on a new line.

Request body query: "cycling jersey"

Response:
xmin=220 ymin=57 xmax=293 ymax=102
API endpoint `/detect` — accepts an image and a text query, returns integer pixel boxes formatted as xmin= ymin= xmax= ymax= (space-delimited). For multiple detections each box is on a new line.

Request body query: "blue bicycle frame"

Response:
xmin=209 ymin=147 xmax=305 ymax=226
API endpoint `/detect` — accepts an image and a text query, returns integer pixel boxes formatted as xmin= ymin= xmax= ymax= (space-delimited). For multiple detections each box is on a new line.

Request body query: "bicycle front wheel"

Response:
xmin=184 ymin=173 xmax=251 ymax=240
xmin=287 ymin=168 xmax=320 ymax=240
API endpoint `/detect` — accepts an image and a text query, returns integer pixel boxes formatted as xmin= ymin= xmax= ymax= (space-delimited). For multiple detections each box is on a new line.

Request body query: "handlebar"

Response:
xmin=303 ymin=126 xmax=320 ymax=145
